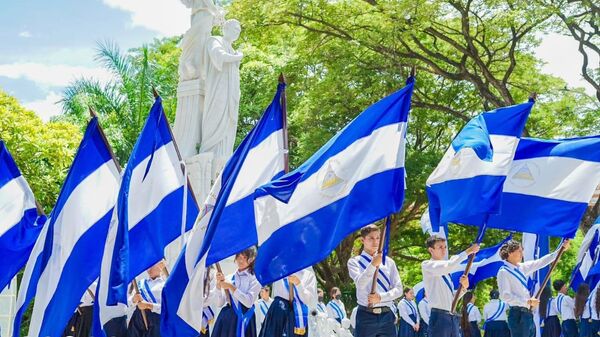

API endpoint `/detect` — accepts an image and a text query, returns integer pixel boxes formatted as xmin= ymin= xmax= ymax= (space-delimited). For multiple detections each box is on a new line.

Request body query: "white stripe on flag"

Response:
xmin=0 ymin=176 xmax=36 ymax=236
xmin=255 ymin=122 xmax=406 ymax=244
xmin=128 ymin=142 xmax=184 ymax=229
xmin=427 ymin=135 xmax=518 ymax=185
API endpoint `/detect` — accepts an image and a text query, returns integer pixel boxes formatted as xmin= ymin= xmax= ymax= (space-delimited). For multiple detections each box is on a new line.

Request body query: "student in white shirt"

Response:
xmin=213 ymin=247 xmax=261 ymax=337
xmin=460 ymin=291 xmax=481 ymax=337
xmin=421 ymin=235 xmax=479 ymax=337
xmin=482 ymin=289 xmax=509 ymax=337
xmin=417 ymin=294 xmax=430 ymax=337
xmin=316 ymin=288 xmax=327 ymax=314
xmin=553 ymin=280 xmax=577 ymax=337
xmin=327 ymin=287 xmax=347 ymax=324
xmin=128 ymin=261 xmax=167 ymax=337
xmin=348 ymin=224 xmax=403 ymax=337
xmin=496 ymin=239 xmax=570 ymax=337
xmin=256 ymin=285 xmax=273 ymax=335
xmin=575 ymin=283 xmax=594 ymax=337
xmin=259 ymin=267 xmax=317 ymax=337
xmin=398 ymin=287 xmax=420 ymax=337
xmin=540 ymin=287 xmax=561 ymax=337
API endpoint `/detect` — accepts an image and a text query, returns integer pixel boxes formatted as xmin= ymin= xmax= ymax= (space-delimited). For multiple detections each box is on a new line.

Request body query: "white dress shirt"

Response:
xmin=327 ymin=299 xmax=347 ymax=320
xmin=348 ymin=251 xmax=403 ymax=310
xmin=418 ymin=299 xmax=431 ymax=324
xmin=137 ymin=276 xmax=166 ymax=314
xmin=582 ymin=286 xmax=599 ymax=320
xmin=466 ymin=303 xmax=482 ymax=323
xmin=398 ymin=299 xmax=420 ymax=328
xmin=255 ymin=297 xmax=273 ymax=335
xmin=546 ymin=297 xmax=559 ymax=317
xmin=215 ymin=270 xmax=261 ymax=309
xmin=497 ymin=252 xmax=558 ymax=308
xmin=421 ymin=251 xmax=468 ymax=311
xmin=316 ymin=301 xmax=327 ymax=313
xmin=272 ymin=267 xmax=317 ymax=309
xmin=483 ymin=299 xmax=507 ymax=322
xmin=556 ymin=293 xmax=575 ymax=320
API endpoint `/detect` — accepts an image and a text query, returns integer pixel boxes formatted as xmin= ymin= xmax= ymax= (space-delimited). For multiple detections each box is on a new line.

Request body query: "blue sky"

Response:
xmin=0 ymin=1 xmax=595 ymax=121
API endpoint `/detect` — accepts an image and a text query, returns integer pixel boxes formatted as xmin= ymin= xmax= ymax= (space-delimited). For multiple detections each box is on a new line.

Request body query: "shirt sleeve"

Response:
xmin=296 ymin=269 xmax=317 ymax=307
xmin=380 ymin=260 xmax=403 ymax=302
xmin=348 ymin=258 xmax=376 ymax=289
xmin=520 ymin=251 xmax=558 ymax=277
xmin=421 ymin=252 xmax=468 ymax=276
xmin=151 ymin=303 xmax=161 ymax=314
xmin=232 ymin=275 xmax=261 ymax=308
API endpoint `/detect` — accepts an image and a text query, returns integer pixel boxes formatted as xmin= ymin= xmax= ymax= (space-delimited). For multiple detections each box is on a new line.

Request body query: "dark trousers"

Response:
xmin=104 ymin=315 xmax=127 ymax=337
xmin=561 ymin=319 xmax=578 ymax=337
xmin=427 ymin=308 xmax=460 ymax=337
xmin=128 ymin=309 xmax=161 ymax=337
xmin=355 ymin=307 xmax=396 ymax=337
xmin=507 ymin=307 xmax=535 ymax=337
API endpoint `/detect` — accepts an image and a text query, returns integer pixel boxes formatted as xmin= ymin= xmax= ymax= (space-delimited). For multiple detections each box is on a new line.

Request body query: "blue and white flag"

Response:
xmin=0 ymin=141 xmax=45 ymax=292
xmin=11 ymin=217 xmax=49 ymax=337
xmin=570 ymin=219 xmax=600 ymax=291
xmin=95 ymin=97 xmax=199 ymax=334
xmin=26 ymin=117 xmax=120 ymax=337
xmin=427 ymin=101 xmax=533 ymax=232
xmin=523 ymin=233 xmax=551 ymax=296
xmin=450 ymin=235 xmax=512 ymax=288
xmin=253 ymin=77 xmax=415 ymax=284
xmin=161 ymin=83 xmax=286 ymax=337
xmin=481 ymin=136 xmax=600 ymax=238
xmin=413 ymin=281 xmax=425 ymax=303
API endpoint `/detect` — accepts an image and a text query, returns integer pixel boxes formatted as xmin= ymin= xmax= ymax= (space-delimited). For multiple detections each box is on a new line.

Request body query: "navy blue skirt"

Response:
xmin=259 ymin=297 xmax=304 ymax=337
xmin=541 ymin=316 xmax=561 ymax=337
xmin=561 ymin=319 xmax=577 ymax=337
xmin=213 ymin=304 xmax=257 ymax=337
xmin=483 ymin=320 xmax=509 ymax=337
xmin=469 ymin=321 xmax=482 ymax=337
xmin=580 ymin=319 xmax=600 ymax=337
xmin=128 ymin=309 xmax=161 ymax=337
xmin=418 ymin=320 xmax=428 ymax=337
xmin=398 ymin=314 xmax=418 ymax=337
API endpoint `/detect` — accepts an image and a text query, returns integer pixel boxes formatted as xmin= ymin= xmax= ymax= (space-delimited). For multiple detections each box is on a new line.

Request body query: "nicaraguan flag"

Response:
xmin=481 ymin=136 xmax=600 ymax=238
xmin=11 ymin=217 xmax=49 ymax=337
xmin=161 ymin=83 xmax=285 ymax=337
xmin=450 ymin=235 xmax=512 ymax=288
xmin=253 ymin=77 xmax=414 ymax=284
xmin=570 ymin=219 xmax=600 ymax=291
xmin=94 ymin=97 xmax=199 ymax=334
xmin=413 ymin=281 xmax=425 ymax=303
xmin=522 ymin=233 xmax=551 ymax=295
xmin=0 ymin=140 xmax=46 ymax=292
xmin=426 ymin=100 xmax=533 ymax=232
xmin=26 ymin=117 xmax=120 ymax=337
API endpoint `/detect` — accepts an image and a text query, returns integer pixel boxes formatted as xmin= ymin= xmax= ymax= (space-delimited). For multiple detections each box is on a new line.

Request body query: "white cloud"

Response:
xmin=102 ymin=0 xmax=190 ymax=36
xmin=19 ymin=31 xmax=32 ymax=38
xmin=0 ymin=62 xmax=114 ymax=88
xmin=535 ymin=33 xmax=598 ymax=96
xmin=23 ymin=92 xmax=64 ymax=122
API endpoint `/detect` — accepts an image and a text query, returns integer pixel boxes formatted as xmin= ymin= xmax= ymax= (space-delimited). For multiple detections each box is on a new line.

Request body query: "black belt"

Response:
xmin=358 ymin=305 xmax=392 ymax=315
xmin=431 ymin=308 xmax=459 ymax=316
xmin=510 ymin=306 xmax=531 ymax=313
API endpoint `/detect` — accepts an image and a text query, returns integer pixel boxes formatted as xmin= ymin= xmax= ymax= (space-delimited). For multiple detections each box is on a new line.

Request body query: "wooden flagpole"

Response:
xmin=368 ymin=217 xmax=389 ymax=308
xmin=531 ymin=240 xmax=569 ymax=309
xmin=88 ymin=107 xmax=149 ymax=330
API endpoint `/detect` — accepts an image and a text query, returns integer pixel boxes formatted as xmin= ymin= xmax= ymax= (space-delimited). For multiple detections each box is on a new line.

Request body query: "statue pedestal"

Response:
xmin=173 ymin=79 xmax=204 ymax=159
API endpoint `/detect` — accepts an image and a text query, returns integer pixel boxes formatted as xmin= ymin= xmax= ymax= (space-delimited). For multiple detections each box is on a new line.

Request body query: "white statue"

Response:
xmin=178 ymin=0 xmax=224 ymax=81
xmin=200 ymin=19 xmax=243 ymax=158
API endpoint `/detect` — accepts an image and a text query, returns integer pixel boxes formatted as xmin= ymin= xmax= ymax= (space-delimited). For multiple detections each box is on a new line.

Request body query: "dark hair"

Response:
xmin=317 ymin=288 xmax=324 ymax=295
xmin=553 ymin=280 xmax=566 ymax=292
xmin=575 ymin=283 xmax=591 ymax=319
xmin=426 ymin=235 xmax=446 ymax=249
xmin=235 ymin=246 xmax=257 ymax=274
xmin=539 ymin=286 xmax=551 ymax=319
xmin=489 ymin=289 xmax=499 ymax=300
xmin=500 ymin=240 xmax=522 ymax=260
xmin=330 ymin=287 xmax=341 ymax=298
xmin=261 ymin=285 xmax=271 ymax=292
xmin=360 ymin=224 xmax=380 ymax=238
xmin=461 ymin=291 xmax=474 ymax=337
xmin=403 ymin=287 xmax=412 ymax=298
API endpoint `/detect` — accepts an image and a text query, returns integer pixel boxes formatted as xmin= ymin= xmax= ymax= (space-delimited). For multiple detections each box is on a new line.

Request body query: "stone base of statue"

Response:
xmin=173 ymin=79 xmax=205 ymax=160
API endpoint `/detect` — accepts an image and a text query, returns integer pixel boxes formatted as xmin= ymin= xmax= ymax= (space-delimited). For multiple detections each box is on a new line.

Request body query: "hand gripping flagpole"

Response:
xmin=88 ymin=107 xmax=149 ymax=330
xmin=369 ymin=217 xmax=390 ymax=308
xmin=450 ymin=222 xmax=487 ymax=313
xmin=531 ymin=239 xmax=569 ymax=310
